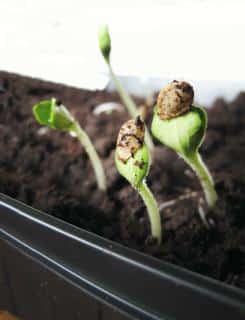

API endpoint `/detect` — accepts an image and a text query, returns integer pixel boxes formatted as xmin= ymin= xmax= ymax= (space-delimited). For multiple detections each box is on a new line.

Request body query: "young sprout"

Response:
xmin=151 ymin=80 xmax=218 ymax=209
xmin=115 ymin=116 xmax=162 ymax=243
xmin=33 ymin=98 xmax=106 ymax=191
xmin=98 ymin=24 xmax=154 ymax=152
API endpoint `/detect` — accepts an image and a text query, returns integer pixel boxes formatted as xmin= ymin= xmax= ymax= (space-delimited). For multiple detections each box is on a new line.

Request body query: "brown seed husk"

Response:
xmin=116 ymin=117 xmax=145 ymax=163
xmin=157 ymin=80 xmax=194 ymax=120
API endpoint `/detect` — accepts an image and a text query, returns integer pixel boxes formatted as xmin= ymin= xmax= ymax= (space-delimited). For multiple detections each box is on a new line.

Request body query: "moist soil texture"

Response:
xmin=0 ymin=71 xmax=245 ymax=289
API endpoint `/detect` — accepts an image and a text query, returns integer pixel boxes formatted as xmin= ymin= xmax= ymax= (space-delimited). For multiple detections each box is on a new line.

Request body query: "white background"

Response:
xmin=0 ymin=0 xmax=245 ymax=103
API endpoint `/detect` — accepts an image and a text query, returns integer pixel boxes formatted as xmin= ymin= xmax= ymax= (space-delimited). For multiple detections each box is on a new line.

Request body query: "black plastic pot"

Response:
xmin=0 ymin=193 xmax=245 ymax=320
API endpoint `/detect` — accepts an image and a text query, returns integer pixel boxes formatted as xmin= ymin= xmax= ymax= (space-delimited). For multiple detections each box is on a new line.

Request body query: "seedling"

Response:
xmin=115 ymin=116 xmax=162 ymax=243
xmin=151 ymin=80 xmax=218 ymax=209
xmin=33 ymin=98 xmax=106 ymax=191
xmin=98 ymin=24 xmax=154 ymax=152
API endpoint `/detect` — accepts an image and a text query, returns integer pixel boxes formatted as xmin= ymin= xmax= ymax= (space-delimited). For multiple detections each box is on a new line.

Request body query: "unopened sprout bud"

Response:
xmin=98 ymin=25 xmax=154 ymax=152
xmin=151 ymin=81 xmax=218 ymax=209
xmin=33 ymin=98 xmax=106 ymax=191
xmin=115 ymin=117 xmax=162 ymax=243
xmin=98 ymin=24 xmax=111 ymax=62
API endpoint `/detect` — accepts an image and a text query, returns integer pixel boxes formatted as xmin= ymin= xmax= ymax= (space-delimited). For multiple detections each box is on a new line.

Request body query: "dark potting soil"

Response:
xmin=0 ymin=71 xmax=245 ymax=289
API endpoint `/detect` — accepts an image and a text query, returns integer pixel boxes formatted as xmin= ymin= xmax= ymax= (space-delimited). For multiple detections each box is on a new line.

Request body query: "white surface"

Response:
xmin=0 ymin=1 xmax=245 ymax=104
xmin=109 ymin=76 xmax=245 ymax=106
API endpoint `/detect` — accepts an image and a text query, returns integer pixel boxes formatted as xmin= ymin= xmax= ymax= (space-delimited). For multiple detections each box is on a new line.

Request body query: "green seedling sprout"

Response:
xmin=98 ymin=24 xmax=154 ymax=152
xmin=151 ymin=80 xmax=218 ymax=209
xmin=33 ymin=98 xmax=106 ymax=191
xmin=115 ymin=116 xmax=162 ymax=243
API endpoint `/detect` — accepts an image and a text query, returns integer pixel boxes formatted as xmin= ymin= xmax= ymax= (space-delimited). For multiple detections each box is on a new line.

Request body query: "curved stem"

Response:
xmin=138 ymin=180 xmax=162 ymax=244
xmin=107 ymin=62 xmax=154 ymax=152
xmin=72 ymin=122 xmax=106 ymax=191
xmin=182 ymin=152 xmax=217 ymax=209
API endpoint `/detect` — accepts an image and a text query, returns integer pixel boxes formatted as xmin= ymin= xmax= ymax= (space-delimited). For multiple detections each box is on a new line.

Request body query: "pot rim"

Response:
xmin=0 ymin=192 xmax=245 ymax=320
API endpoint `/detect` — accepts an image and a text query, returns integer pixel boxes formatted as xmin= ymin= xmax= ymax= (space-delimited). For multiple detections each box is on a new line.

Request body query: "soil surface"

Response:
xmin=0 ymin=71 xmax=245 ymax=289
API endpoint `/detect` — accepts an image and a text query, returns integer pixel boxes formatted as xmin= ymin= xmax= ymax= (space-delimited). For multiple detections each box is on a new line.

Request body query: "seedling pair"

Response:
xmin=33 ymin=98 xmax=162 ymax=243
xmin=115 ymin=81 xmax=218 ymax=244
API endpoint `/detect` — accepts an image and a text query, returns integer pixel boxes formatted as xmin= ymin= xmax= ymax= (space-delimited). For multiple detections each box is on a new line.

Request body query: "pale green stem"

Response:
xmin=107 ymin=62 xmax=154 ymax=151
xmin=72 ymin=122 xmax=106 ymax=191
xmin=182 ymin=152 xmax=218 ymax=209
xmin=138 ymin=180 xmax=162 ymax=244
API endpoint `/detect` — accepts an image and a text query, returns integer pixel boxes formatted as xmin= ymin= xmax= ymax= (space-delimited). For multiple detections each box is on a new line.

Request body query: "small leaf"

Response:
xmin=33 ymin=99 xmax=75 ymax=132
xmin=53 ymin=105 xmax=75 ymax=131
xmin=151 ymin=106 xmax=207 ymax=157
xmin=98 ymin=24 xmax=111 ymax=62
xmin=115 ymin=143 xmax=150 ymax=189
xmin=33 ymin=100 xmax=55 ymax=127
